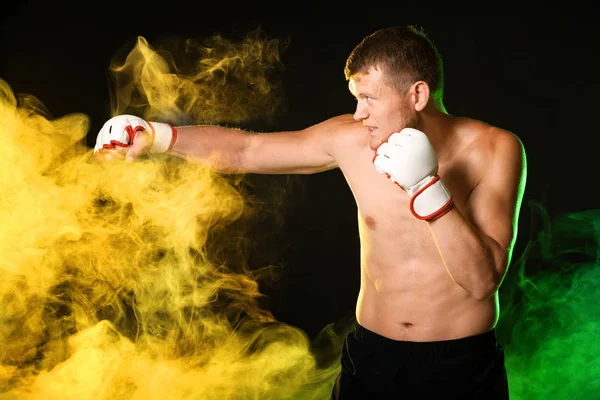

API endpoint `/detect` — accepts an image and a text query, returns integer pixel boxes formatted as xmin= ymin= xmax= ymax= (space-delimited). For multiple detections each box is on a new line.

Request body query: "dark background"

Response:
xmin=1 ymin=3 xmax=597 ymax=340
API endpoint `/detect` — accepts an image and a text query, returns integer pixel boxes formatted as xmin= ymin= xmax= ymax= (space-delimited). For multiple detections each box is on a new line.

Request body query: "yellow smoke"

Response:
xmin=0 ymin=31 xmax=343 ymax=400
xmin=109 ymin=32 xmax=285 ymax=124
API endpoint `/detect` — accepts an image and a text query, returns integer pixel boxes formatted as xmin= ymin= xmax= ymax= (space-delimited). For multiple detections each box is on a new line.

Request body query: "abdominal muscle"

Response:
xmin=355 ymin=213 xmax=499 ymax=342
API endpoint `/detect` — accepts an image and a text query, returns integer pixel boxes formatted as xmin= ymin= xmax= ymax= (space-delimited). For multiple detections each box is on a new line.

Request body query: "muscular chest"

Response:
xmin=338 ymin=146 xmax=480 ymax=225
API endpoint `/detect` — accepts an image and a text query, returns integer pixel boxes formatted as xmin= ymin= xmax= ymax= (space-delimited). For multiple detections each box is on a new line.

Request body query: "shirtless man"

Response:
xmin=94 ymin=26 xmax=526 ymax=399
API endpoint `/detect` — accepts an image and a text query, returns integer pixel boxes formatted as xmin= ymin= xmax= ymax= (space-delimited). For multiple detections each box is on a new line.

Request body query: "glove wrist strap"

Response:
xmin=147 ymin=122 xmax=178 ymax=154
xmin=409 ymin=176 xmax=454 ymax=221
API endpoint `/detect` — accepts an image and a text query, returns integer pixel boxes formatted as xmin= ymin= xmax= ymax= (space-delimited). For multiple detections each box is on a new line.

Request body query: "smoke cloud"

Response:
xmin=498 ymin=202 xmax=600 ymax=399
xmin=0 ymin=30 xmax=343 ymax=400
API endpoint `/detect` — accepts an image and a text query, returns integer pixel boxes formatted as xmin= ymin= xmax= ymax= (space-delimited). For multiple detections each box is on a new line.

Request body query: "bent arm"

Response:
xmin=168 ymin=115 xmax=358 ymax=174
xmin=429 ymin=130 xmax=527 ymax=300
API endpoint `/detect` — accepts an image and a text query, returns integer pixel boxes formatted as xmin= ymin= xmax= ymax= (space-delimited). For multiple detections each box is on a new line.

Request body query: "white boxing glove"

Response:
xmin=373 ymin=128 xmax=453 ymax=221
xmin=93 ymin=114 xmax=177 ymax=158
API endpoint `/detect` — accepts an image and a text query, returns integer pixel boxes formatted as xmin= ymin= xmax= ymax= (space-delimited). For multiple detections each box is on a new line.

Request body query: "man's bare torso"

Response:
xmin=330 ymin=114 xmax=499 ymax=342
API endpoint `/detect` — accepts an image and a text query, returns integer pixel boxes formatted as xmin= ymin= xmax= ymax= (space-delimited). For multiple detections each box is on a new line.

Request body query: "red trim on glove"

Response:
xmin=409 ymin=175 xmax=454 ymax=221
xmin=372 ymin=147 xmax=381 ymax=163
xmin=130 ymin=125 xmax=150 ymax=143
xmin=125 ymin=125 xmax=136 ymax=143
xmin=372 ymin=132 xmax=395 ymax=163
xmin=426 ymin=200 xmax=454 ymax=221
xmin=101 ymin=140 xmax=129 ymax=150
xmin=168 ymin=125 xmax=178 ymax=151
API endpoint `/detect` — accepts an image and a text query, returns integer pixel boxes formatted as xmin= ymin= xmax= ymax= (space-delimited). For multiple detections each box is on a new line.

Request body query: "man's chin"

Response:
xmin=370 ymin=138 xmax=384 ymax=151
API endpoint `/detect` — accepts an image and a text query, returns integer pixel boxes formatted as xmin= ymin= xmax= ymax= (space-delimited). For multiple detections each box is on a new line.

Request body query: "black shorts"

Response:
xmin=331 ymin=324 xmax=509 ymax=399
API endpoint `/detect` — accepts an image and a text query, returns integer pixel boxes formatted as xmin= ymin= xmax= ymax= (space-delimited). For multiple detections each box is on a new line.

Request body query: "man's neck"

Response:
xmin=417 ymin=103 xmax=456 ymax=161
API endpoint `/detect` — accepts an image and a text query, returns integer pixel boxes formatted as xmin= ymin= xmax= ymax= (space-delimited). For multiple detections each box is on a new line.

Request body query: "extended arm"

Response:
xmin=168 ymin=124 xmax=337 ymax=174
xmin=94 ymin=114 xmax=361 ymax=174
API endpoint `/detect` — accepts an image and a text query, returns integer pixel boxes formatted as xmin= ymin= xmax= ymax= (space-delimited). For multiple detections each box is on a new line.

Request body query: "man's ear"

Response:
xmin=411 ymin=81 xmax=430 ymax=111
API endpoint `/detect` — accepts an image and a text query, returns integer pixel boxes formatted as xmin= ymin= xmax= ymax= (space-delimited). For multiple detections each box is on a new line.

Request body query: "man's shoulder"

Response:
xmin=306 ymin=113 xmax=366 ymax=145
xmin=463 ymin=119 xmax=526 ymax=182
xmin=305 ymin=114 xmax=369 ymax=161
xmin=485 ymin=125 xmax=524 ymax=158
xmin=457 ymin=117 xmax=523 ymax=151
xmin=312 ymin=113 xmax=363 ymax=131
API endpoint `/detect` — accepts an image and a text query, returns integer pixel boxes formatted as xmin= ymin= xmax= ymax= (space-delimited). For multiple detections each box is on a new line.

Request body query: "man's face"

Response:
xmin=349 ymin=67 xmax=417 ymax=151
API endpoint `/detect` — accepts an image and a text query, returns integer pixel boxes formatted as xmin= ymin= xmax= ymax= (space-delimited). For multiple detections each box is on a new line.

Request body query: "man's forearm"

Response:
xmin=428 ymin=208 xmax=508 ymax=300
xmin=168 ymin=125 xmax=251 ymax=173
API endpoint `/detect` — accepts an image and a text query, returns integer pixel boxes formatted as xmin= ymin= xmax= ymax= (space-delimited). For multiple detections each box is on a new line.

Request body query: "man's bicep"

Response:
xmin=244 ymin=115 xmax=356 ymax=174
xmin=467 ymin=133 xmax=526 ymax=252
xmin=468 ymin=185 xmax=517 ymax=253
xmin=244 ymin=129 xmax=337 ymax=174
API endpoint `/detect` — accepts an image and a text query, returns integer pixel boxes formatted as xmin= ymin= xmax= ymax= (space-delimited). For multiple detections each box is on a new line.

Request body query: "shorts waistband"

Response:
xmin=352 ymin=324 xmax=500 ymax=357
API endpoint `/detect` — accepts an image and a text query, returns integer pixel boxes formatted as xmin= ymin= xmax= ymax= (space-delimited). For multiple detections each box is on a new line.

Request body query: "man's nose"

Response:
xmin=353 ymin=102 xmax=368 ymax=121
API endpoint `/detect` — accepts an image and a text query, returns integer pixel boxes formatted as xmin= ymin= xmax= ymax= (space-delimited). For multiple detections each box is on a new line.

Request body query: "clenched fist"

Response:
xmin=94 ymin=114 xmax=177 ymax=162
